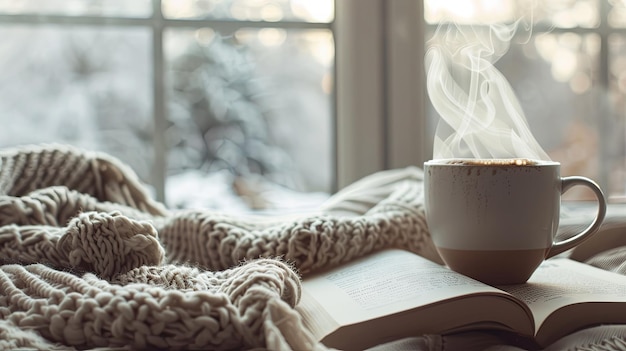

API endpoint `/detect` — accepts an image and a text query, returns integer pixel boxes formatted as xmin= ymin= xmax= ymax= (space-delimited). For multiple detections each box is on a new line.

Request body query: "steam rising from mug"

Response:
xmin=425 ymin=20 xmax=550 ymax=161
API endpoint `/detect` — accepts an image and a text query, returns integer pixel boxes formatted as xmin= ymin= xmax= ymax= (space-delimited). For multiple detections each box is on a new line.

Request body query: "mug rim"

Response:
xmin=424 ymin=158 xmax=559 ymax=166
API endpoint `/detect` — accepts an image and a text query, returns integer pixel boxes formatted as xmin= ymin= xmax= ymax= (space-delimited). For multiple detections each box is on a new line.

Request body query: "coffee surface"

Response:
xmin=445 ymin=158 xmax=538 ymax=166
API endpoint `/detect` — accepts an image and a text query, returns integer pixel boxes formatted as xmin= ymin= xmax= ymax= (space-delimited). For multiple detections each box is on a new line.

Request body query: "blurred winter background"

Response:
xmin=0 ymin=0 xmax=625 ymax=213
xmin=0 ymin=0 xmax=333 ymax=213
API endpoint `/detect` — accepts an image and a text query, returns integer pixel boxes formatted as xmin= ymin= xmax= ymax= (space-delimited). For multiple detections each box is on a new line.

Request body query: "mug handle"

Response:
xmin=546 ymin=176 xmax=607 ymax=258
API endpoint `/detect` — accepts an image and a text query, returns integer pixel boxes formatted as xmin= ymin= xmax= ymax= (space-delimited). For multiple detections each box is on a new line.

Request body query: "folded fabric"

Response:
xmin=0 ymin=144 xmax=438 ymax=351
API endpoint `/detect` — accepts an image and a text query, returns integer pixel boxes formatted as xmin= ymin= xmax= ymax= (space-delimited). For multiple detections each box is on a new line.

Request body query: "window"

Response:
xmin=3 ymin=0 xmax=620 ymax=209
xmin=0 ymin=0 xmax=334 ymax=209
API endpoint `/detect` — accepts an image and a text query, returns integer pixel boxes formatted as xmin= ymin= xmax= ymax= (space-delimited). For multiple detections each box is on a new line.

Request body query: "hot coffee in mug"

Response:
xmin=424 ymin=158 xmax=607 ymax=285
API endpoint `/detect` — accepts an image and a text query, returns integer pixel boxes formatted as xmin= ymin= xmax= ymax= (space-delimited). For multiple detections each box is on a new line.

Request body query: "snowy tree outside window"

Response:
xmin=0 ymin=0 xmax=334 ymax=212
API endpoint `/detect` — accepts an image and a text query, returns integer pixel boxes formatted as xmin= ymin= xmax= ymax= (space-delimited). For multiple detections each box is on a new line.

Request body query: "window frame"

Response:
xmin=334 ymin=0 xmax=429 ymax=189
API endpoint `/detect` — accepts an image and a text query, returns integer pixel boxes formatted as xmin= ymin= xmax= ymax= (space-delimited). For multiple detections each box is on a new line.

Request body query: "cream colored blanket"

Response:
xmin=0 ymin=144 xmax=441 ymax=351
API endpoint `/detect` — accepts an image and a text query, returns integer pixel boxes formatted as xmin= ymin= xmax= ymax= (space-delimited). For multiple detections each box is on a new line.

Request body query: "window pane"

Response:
xmin=609 ymin=0 xmax=626 ymax=28
xmin=520 ymin=33 xmax=615 ymax=198
xmin=0 ymin=0 xmax=152 ymax=17
xmin=162 ymin=0 xmax=334 ymax=23
xmin=424 ymin=0 xmax=599 ymax=28
xmin=0 ymin=26 xmax=155 ymax=185
xmin=164 ymin=28 xmax=334 ymax=200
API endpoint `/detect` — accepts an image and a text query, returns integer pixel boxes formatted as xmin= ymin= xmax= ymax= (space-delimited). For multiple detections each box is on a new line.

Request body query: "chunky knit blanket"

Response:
xmin=0 ymin=144 xmax=441 ymax=351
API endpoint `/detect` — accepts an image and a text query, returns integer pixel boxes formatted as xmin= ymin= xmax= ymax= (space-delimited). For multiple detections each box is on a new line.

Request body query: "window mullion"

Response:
xmin=597 ymin=0 xmax=611 ymax=193
xmin=152 ymin=0 xmax=167 ymax=202
xmin=385 ymin=0 xmax=428 ymax=169
xmin=335 ymin=0 xmax=386 ymax=189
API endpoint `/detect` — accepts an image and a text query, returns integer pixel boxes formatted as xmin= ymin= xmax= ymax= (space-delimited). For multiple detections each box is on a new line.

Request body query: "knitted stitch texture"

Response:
xmin=0 ymin=144 xmax=439 ymax=351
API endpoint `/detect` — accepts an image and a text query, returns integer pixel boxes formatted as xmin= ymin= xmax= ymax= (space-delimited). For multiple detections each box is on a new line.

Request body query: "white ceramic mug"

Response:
xmin=424 ymin=159 xmax=607 ymax=285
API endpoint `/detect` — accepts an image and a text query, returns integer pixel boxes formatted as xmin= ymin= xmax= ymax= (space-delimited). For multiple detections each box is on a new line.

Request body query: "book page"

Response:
xmin=499 ymin=258 xmax=626 ymax=334
xmin=301 ymin=249 xmax=506 ymax=326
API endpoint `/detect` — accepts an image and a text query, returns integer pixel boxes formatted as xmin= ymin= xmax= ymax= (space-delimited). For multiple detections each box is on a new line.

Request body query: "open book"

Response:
xmin=296 ymin=248 xmax=626 ymax=351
